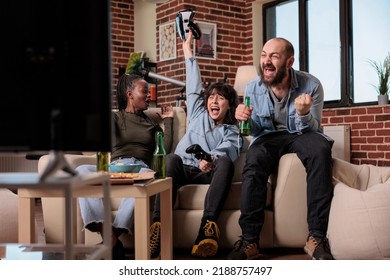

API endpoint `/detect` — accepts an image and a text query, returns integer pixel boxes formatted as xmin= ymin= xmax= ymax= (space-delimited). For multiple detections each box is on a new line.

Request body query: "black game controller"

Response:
xmin=185 ymin=144 xmax=212 ymax=162
xmin=176 ymin=9 xmax=202 ymax=40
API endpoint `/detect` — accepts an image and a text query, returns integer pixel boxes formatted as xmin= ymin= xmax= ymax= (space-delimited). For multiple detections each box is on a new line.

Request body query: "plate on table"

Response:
xmin=109 ymin=172 xmax=155 ymax=184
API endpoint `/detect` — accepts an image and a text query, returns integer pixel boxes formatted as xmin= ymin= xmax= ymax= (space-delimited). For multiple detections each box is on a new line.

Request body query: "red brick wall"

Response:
xmin=111 ymin=0 xmax=134 ymax=107
xmin=109 ymin=0 xmax=256 ymax=105
xmin=323 ymin=106 xmax=390 ymax=166
xmin=155 ymin=0 xmax=256 ymax=104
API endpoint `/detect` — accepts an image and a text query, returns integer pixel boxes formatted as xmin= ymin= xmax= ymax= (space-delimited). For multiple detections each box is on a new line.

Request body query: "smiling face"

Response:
xmin=260 ymin=38 xmax=294 ymax=87
xmin=126 ymin=79 xmax=151 ymax=112
xmin=207 ymin=89 xmax=230 ymax=125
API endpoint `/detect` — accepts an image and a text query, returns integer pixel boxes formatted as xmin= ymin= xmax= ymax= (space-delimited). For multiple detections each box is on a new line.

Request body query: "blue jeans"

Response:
xmin=78 ymin=158 xmax=152 ymax=234
xmin=239 ymin=131 xmax=334 ymax=241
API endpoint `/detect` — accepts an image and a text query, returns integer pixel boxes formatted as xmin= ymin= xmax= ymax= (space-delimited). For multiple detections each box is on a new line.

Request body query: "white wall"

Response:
xmin=134 ymin=0 xmax=157 ymax=62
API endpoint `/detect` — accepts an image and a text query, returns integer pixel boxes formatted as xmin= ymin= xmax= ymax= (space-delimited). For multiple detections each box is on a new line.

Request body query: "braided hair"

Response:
xmin=116 ymin=74 xmax=144 ymax=111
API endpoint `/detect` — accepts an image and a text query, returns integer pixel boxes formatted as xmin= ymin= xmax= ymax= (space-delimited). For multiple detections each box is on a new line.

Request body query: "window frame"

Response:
xmin=262 ymin=0 xmax=379 ymax=108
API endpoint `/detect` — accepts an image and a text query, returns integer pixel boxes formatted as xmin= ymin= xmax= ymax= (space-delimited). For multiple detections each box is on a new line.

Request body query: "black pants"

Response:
xmin=239 ymin=131 xmax=334 ymax=241
xmin=153 ymin=153 xmax=234 ymax=223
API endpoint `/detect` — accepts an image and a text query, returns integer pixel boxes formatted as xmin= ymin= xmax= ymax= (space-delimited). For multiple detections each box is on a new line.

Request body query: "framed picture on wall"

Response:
xmin=159 ymin=22 xmax=176 ymax=61
xmin=194 ymin=21 xmax=217 ymax=60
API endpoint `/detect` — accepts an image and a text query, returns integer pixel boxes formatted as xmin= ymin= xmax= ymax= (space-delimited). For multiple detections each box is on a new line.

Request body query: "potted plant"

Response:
xmin=368 ymin=52 xmax=390 ymax=105
xmin=125 ymin=51 xmax=146 ymax=74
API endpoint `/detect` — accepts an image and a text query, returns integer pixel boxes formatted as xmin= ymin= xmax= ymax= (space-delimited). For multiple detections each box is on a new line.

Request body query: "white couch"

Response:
xmin=37 ymin=107 xmax=390 ymax=259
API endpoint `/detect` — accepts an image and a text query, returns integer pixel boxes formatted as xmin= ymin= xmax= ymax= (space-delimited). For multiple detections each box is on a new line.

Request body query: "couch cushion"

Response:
xmin=332 ymin=157 xmax=390 ymax=191
xmin=144 ymin=107 xmax=186 ymax=153
xmin=327 ymin=181 xmax=390 ymax=259
xmin=177 ymin=182 xmax=273 ymax=210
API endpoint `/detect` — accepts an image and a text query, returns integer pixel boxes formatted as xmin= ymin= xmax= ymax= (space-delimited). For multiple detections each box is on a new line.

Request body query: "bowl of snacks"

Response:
xmin=109 ymin=162 xmax=142 ymax=173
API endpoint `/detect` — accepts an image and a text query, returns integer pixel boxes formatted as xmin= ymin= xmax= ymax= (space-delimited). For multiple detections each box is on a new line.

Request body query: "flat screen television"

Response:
xmin=1 ymin=0 xmax=112 ymax=180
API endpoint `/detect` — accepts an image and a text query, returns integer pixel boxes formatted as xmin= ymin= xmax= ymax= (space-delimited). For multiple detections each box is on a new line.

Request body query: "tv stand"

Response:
xmin=40 ymin=151 xmax=78 ymax=182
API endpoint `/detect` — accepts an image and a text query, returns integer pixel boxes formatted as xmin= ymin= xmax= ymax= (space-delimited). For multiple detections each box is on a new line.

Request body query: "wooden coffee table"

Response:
xmin=1 ymin=172 xmax=111 ymax=260
xmin=17 ymin=176 xmax=172 ymax=260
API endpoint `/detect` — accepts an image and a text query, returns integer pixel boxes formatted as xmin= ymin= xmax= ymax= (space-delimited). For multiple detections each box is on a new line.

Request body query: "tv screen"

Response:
xmin=1 ymin=0 xmax=112 ymax=154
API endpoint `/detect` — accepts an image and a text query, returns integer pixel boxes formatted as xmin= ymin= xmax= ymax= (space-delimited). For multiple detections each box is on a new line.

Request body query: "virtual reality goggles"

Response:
xmin=176 ymin=9 xmax=201 ymax=40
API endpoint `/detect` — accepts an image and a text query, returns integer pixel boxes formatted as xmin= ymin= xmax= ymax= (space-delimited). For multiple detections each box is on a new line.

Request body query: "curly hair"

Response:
xmin=116 ymin=74 xmax=144 ymax=111
xmin=201 ymin=82 xmax=239 ymax=125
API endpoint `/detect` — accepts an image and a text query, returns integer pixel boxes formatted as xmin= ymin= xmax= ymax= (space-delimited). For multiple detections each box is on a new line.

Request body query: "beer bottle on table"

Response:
xmin=152 ymin=131 xmax=166 ymax=179
xmin=97 ymin=151 xmax=110 ymax=172
xmin=239 ymin=96 xmax=251 ymax=136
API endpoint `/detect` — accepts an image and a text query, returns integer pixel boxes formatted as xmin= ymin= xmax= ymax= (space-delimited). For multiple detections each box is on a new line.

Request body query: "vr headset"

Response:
xmin=176 ymin=9 xmax=201 ymax=40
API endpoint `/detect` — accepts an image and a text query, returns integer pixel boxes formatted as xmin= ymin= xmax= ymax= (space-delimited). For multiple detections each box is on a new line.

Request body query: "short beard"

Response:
xmin=260 ymin=62 xmax=287 ymax=87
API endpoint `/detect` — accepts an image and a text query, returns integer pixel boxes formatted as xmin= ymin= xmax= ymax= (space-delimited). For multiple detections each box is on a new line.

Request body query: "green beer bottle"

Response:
xmin=97 ymin=151 xmax=110 ymax=172
xmin=152 ymin=131 xmax=166 ymax=179
xmin=239 ymin=96 xmax=251 ymax=136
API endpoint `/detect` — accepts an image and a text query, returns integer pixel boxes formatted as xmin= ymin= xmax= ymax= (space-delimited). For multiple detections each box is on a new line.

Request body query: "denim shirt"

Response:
xmin=244 ymin=68 xmax=331 ymax=145
xmin=174 ymin=57 xmax=241 ymax=166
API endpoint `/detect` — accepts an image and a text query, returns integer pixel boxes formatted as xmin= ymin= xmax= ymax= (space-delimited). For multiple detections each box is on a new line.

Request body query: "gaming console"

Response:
xmin=185 ymin=144 xmax=212 ymax=162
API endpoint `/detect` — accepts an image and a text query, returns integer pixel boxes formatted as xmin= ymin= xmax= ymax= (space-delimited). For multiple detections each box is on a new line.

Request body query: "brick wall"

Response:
xmin=110 ymin=0 xmax=256 ymax=105
xmin=323 ymin=106 xmax=390 ymax=166
xmin=155 ymin=0 xmax=256 ymax=104
xmin=111 ymin=0 xmax=134 ymax=107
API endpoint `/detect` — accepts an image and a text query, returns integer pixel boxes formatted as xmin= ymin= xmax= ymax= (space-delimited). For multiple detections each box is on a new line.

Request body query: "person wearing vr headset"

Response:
xmin=150 ymin=31 xmax=242 ymax=259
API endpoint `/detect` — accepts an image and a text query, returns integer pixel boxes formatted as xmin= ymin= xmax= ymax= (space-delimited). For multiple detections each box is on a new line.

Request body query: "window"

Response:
xmin=264 ymin=0 xmax=390 ymax=107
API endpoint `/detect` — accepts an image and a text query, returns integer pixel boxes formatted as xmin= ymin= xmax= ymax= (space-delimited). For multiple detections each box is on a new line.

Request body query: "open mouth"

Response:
xmin=210 ymin=106 xmax=220 ymax=116
xmin=263 ymin=64 xmax=276 ymax=76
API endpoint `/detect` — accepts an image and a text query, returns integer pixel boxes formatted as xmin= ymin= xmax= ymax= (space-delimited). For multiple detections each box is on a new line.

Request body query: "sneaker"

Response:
xmin=149 ymin=221 xmax=161 ymax=260
xmin=227 ymin=236 xmax=260 ymax=260
xmin=304 ymin=234 xmax=334 ymax=260
xmin=191 ymin=220 xmax=220 ymax=257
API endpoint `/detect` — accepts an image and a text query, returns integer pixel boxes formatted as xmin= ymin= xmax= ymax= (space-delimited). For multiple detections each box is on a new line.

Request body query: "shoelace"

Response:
xmin=149 ymin=222 xmax=161 ymax=253
xmin=204 ymin=220 xmax=220 ymax=240
xmin=232 ymin=236 xmax=247 ymax=250
xmin=233 ymin=236 xmax=257 ymax=252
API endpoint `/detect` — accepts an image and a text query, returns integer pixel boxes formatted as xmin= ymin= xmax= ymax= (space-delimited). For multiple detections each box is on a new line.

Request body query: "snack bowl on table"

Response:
xmin=109 ymin=163 xmax=142 ymax=173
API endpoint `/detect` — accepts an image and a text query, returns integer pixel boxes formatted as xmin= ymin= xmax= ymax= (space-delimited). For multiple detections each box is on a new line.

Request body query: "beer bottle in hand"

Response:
xmin=239 ymin=96 xmax=251 ymax=136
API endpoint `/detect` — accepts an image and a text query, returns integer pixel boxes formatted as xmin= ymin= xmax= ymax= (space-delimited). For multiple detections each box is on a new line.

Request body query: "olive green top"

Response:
xmin=111 ymin=111 xmax=173 ymax=167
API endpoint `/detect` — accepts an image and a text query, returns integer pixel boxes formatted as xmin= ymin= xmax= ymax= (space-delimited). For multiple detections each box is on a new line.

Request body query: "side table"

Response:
xmin=0 ymin=172 xmax=111 ymax=260
xmin=18 ymin=176 xmax=173 ymax=260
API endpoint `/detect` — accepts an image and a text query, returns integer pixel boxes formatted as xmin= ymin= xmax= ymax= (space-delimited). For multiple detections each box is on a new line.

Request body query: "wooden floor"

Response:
xmin=34 ymin=199 xmax=310 ymax=260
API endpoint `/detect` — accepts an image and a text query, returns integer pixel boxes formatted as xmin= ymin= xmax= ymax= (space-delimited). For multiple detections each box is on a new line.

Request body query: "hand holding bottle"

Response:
xmin=235 ymin=101 xmax=252 ymax=122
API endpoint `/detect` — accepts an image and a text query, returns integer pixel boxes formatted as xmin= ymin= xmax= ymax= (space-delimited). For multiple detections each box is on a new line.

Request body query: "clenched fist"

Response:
xmin=294 ymin=93 xmax=313 ymax=116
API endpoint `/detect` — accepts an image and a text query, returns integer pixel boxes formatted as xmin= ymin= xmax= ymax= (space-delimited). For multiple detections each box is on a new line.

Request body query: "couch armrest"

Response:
xmin=38 ymin=154 xmax=96 ymax=174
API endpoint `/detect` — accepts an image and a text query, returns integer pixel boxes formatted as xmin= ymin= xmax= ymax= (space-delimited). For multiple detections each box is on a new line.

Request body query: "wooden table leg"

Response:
xmin=18 ymin=197 xmax=35 ymax=244
xmin=159 ymin=187 xmax=173 ymax=260
xmin=134 ymin=197 xmax=150 ymax=260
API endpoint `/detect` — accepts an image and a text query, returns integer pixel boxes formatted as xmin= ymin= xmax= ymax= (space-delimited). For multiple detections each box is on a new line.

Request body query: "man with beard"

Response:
xmin=227 ymin=37 xmax=334 ymax=260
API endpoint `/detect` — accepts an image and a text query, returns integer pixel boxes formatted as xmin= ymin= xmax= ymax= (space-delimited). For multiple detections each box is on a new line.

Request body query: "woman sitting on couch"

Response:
xmin=77 ymin=73 xmax=173 ymax=259
xmin=151 ymin=31 xmax=242 ymax=259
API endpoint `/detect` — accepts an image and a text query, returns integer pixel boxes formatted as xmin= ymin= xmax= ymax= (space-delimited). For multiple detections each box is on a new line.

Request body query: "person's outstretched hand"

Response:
xmin=159 ymin=104 xmax=174 ymax=119
xmin=183 ymin=31 xmax=193 ymax=59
